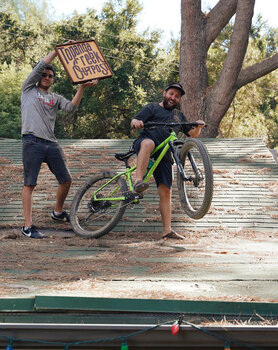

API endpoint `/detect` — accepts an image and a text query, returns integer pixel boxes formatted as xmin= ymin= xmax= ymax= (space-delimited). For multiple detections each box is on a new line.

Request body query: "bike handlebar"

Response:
xmin=143 ymin=121 xmax=206 ymax=129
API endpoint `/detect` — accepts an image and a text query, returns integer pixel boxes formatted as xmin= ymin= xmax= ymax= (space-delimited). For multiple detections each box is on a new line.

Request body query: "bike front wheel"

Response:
xmin=70 ymin=171 xmax=128 ymax=238
xmin=177 ymin=138 xmax=213 ymax=219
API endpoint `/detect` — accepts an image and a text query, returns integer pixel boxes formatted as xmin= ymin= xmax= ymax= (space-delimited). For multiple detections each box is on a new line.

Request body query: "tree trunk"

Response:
xmin=180 ymin=0 xmax=208 ymax=123
xmin=179 ymin=0 xmax=278 ymax=138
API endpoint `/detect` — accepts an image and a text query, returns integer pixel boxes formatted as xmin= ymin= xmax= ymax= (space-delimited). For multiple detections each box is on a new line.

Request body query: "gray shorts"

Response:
xmin=133 ymin=137 xmax=173 ymax=189
xmin=22 ymin=135 xmax=72 ymax=186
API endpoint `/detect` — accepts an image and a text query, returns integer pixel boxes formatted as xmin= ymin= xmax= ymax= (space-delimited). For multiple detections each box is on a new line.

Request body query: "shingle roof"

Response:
xmin=0 ymin=137 xmax=277 ymax=233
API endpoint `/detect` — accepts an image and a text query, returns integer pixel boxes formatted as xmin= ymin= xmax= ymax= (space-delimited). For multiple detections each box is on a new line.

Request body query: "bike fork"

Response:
xmin=169 ymin=142 xmax=187 ymax=181
xmin=170 ymin=142 xmax=198 ymax=181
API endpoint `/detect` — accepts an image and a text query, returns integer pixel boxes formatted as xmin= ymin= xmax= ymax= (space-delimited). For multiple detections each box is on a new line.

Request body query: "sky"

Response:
xmin=48 ymin=0 xmax=278 ymax=46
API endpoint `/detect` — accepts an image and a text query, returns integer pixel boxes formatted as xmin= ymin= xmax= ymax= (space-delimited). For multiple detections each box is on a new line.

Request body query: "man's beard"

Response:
xmin=163 ymin=97 xmax=177 ymax=110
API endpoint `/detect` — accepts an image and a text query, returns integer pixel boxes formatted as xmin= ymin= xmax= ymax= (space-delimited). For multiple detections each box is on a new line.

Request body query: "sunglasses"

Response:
xmin=42 ymin=73 xmax=54 ymax=78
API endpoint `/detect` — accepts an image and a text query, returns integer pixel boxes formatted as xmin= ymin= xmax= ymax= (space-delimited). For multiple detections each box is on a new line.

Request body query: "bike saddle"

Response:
xmin=115 ymin=148 xmax=136 ymax=161
xmin=173 ymin=140 xmax=185 ymax=147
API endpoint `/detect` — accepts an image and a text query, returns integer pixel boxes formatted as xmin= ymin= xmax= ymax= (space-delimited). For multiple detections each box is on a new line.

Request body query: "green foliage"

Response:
xmin=0 ymin=0 xmax=53 ymax=66
xmin=219 ymin=83 xmax=269 ymax=139
xmin=0 ymin=0 xmax=49 ymax=23
xmin=0 ymin=62 xmax=31 ymax=138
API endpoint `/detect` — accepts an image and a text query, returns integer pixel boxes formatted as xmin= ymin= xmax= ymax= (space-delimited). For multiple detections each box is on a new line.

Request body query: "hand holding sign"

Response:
xmin=81 ymin=79 xmax=98 ymax=88
xmin=55 ymin=39 xmax=113 ymax=84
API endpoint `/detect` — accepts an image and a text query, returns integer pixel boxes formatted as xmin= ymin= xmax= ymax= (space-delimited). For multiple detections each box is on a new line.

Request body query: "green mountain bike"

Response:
xmin=70 ymin=122 xmax=213 ymax=238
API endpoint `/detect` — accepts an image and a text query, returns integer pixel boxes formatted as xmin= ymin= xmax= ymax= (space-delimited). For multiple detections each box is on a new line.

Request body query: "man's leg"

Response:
xmin=46 ymin=143 xmax=72 ymax=220
xmin=135 ymin=139 xmax=155 ymax=183
xmin=158 ymin=184 xmax=185 ymax=239
xmin=22 ymin=185 xmax=35 ymax=228
xmin=21 ymin=184 xmax=44 ymax=239
xmin=22 ymin=137 xmax=45 ymax=231
xmin=158 ymin=183 xmax=172 ymax=235
xmin=155 ymin=162 xmax=185 ymax=239
xmin=54 ymin=180 xmax=72 ymax=213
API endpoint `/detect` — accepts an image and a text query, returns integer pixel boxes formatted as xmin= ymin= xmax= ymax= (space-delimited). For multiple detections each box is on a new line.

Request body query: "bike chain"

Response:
xmin=81 ymin=191 xmax=143 ymax=224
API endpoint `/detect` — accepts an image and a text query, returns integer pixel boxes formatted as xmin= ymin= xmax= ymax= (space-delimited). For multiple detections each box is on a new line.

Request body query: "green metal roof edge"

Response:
xmin=0 ymin=296 xmax=277 ymax=317
xmin=30 ymin=296 xmax=278 ymax=317
xmin=0 ymin=298 xmax=35 ymax=312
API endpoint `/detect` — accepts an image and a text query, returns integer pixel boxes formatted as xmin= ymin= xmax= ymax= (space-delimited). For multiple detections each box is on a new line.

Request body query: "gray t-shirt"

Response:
xmin=21 ymin=60 xmax=77 ymax=142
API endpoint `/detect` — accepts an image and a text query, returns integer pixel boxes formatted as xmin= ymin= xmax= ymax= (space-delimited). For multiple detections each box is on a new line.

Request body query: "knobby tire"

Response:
xmin=177 ymin=138 xmax=213 ymax=219
xmin=70 ymin=171 xmax=128 ymax=238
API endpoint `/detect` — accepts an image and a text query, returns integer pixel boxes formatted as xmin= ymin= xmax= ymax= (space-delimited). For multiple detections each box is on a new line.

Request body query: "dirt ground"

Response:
xmin=0 ymin=223 xmax=277 ymax=302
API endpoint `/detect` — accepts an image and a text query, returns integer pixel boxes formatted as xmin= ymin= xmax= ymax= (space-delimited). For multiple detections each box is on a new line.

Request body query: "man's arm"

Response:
xmin=71 ymin=80 xmax=98 ymax=107
xmin=43 ymin=50 xmax=57 ymax=64
xmin=22 ymin=43 xmax=68 ymax=92
xmin=42 ymin=40 xmax=75 ymax=64
xmin=131 ymin=118 xmax=144 ymax=129
xmin=41 ymin=41 xmax=98 ymax=107
xmin=131 ymin=104 xmax=154 ymax=129
xmin=187 ymin=120 xmax=205 ymax=138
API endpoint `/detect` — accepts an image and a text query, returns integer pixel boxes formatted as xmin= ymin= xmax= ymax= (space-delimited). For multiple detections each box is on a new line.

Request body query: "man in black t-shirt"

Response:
xmin=131 ymin=83 xmax=205 ymax=240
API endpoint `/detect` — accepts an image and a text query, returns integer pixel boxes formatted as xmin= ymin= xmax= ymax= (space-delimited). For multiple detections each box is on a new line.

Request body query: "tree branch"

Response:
xmin=212 ymin=0 xmax=255 ymax=98
xmin=205 ymin=0 xmax=238 ymax=49
xmin=236 ymin=52 xmax=278 ymax=88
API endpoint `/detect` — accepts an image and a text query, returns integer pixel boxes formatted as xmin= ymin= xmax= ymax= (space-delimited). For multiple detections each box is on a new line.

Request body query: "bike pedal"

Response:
xmin=135 ymin=192 xmax=143 ymax=199
xmin=124 ymin=191 xmax=143 ymax=203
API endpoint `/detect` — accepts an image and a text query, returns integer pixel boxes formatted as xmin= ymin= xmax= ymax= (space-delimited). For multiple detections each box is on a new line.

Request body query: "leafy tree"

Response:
xmin=0 ymin=0 xmax=49 ymax=23
xmin=0 ymin=1 xmax=52 ymax=66
xmin=51 ymin=0 xmax=179 ymax=139
xmin=0 ymin=0 xmax=179 ymax=139
xmin=0 ymin=1 xmax=55 ymax=138
xmin=0 ymin=63 xmax=31 ymax=138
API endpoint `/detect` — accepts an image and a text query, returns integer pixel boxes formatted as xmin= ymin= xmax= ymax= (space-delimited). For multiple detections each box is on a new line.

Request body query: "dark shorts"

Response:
xmin=22 ymin=135 xmax=72 ymax=186
xmin=133 ymin=137 xmax=173 ymax=189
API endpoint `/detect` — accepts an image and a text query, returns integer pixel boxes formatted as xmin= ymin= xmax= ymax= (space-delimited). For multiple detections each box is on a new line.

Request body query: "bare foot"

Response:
xmin=162 ymin=230 xmax=185 ymax=240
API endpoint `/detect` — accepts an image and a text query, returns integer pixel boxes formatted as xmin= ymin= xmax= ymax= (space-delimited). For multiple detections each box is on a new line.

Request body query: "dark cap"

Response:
xmin=164 ymin=82 xmax=185 ymax=96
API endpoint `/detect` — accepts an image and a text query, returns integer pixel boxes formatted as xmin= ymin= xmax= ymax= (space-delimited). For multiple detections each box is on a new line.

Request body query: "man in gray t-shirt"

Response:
xmin=21 ymin=43 xmax=98 ymax=239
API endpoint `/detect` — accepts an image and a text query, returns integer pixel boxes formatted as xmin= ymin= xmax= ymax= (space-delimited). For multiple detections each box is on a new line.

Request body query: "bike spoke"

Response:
xmin=177 ymin=139 xmax=213 ymax=219
xmin=70 ymin=173 xmax=128 ymax=237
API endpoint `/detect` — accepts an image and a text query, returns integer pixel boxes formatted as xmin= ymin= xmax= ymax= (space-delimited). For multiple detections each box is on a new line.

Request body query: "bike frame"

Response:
xmin=92 ymin=129 xmax=192 ymax=204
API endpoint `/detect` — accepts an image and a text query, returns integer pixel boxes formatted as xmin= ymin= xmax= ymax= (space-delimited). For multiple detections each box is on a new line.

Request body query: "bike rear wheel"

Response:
xmin=70 ymin=171 xmax=128 ymax=238
xmin=177 ymin=139 xmax=213 ymax=219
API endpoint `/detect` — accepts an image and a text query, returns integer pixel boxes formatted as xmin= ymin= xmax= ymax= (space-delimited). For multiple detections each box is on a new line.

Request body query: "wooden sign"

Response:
xmin=55 ymin=39 xmax=113 ymax=84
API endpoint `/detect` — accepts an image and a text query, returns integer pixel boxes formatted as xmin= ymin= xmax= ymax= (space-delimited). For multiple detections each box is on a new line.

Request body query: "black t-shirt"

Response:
xmin=134 ymin=102 xmax=188 ymax=162
xmin=135 ymin=102 xmax=188 ymax=145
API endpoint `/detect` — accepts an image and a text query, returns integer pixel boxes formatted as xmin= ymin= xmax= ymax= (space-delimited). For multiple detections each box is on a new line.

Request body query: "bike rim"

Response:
xmin=74 ymin=176 xmax=126 ymax=235
xmin=181 ymin=144 xmax=210 ymax=213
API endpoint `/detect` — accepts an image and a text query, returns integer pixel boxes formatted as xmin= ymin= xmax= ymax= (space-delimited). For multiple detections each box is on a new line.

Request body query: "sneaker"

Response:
xmin=21 ymin=225 xmax=44 ymax=239
xmin=51 ymin=210 xmax=70 ymax=222
xmin=134 ymin=180 xmax=149 ymax=193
